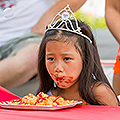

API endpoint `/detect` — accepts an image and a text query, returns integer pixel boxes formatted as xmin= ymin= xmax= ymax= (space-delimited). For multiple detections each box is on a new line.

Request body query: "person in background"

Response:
xmin=0 ymin=0 xmax=86 ymax=89
xmin=37 ymin=5 xmax=119 ymax=106
xmin=105 ymin=0 xmax=120 ymax=95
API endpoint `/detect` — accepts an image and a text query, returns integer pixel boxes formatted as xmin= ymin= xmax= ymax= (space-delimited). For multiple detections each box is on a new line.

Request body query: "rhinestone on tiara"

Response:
xmin=46 ymin=4 xmax=92 ymax=44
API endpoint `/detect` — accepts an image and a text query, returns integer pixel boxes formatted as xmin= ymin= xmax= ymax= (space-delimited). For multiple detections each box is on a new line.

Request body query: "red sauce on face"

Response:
xmin=51 ymin=73 xmax=73 ymax=84
xmin=56 ymin=82 xmax=59 ymax=85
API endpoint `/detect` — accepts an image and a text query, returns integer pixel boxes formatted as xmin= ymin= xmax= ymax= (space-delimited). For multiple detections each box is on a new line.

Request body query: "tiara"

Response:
xmin=46 ymin=4 xmax=92 ymax=44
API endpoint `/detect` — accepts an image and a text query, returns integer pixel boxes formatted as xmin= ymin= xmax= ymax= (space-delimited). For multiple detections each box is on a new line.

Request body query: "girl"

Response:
xmin=37 ymin=5 xmax=119 ymax=106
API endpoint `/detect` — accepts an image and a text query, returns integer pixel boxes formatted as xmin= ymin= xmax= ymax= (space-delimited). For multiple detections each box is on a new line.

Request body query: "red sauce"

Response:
xmin=51 ymin=73 xmax=73 ymax=84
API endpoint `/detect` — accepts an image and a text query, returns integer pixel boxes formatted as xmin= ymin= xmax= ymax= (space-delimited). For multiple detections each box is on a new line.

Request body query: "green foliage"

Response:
xmin=74 ymin=10 xmax=107 ymax=29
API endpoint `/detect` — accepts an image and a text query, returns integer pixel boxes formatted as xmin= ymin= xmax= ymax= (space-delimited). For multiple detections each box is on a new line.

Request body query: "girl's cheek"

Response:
xmin=56 ymin=82 xmax=59 ymax=86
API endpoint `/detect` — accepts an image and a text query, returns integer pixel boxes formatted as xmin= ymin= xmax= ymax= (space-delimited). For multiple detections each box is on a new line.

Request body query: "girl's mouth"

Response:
xmin=51 ymin=73 xmax=73 ymax=84
xmin=56 ymin=76 xmax=64 ymax=81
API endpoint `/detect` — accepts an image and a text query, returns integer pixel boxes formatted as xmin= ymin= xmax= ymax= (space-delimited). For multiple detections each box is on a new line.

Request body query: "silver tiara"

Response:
xmin=46 ymin=5 xmax=92 ymax=44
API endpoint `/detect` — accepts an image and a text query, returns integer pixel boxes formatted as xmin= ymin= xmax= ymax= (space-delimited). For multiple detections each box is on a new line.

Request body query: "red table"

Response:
xmin=0 ymin=105 xmax=120 ymax=120
xmin=0 ymin=86 xmax=120 ymax=120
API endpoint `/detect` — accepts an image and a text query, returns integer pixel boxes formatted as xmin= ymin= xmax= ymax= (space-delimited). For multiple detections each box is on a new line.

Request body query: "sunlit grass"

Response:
xmin=74 ymin=10 xmax=107 ymax=29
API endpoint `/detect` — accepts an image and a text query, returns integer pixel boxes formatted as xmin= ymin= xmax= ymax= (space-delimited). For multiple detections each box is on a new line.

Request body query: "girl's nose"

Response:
xmin=54 ymin=67 xmax=63 ymax=73
xmin=54 ymin=61 xmax=63 ymax=73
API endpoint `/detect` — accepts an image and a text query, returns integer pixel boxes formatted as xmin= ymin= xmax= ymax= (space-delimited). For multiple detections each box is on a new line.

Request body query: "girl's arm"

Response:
xmin=105 ymin=0 xmax=120 ymax=44
xmin=93 ymin=84 xmax=118 ymax=106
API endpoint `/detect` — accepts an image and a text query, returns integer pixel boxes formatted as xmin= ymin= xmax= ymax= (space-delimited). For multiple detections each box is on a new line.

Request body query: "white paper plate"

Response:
xmin=0 ymin=101 xmax=82 ymax=110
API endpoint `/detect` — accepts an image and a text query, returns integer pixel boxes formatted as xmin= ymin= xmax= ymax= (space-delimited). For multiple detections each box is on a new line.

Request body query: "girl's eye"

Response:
xmin=47 ymin=57 xmax=55 ymax=61
xmin=63 ymin=57 xmax=72 ymax=61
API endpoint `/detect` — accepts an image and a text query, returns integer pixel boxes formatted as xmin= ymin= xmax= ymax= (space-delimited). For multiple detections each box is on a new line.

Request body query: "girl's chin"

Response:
xmin=57 ymin=84 xmax=70 ymax=89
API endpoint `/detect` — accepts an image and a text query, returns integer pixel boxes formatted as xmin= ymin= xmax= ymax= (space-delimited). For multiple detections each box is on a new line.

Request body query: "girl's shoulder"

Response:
xmin=92 ymin=82 xmax=118 ymax=106
xmin=92 ymin=82 xmax=110 ymax=92
xmin=92 ymin=82 xmax=112 ymax=97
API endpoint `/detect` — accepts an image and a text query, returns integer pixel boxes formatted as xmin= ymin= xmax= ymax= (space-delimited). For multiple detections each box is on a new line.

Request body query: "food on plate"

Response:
xmin=8 ymin=92 xmax=74 ymax=106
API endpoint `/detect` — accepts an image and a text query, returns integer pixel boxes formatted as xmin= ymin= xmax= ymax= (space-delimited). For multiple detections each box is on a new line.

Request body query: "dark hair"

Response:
xmin=37 ymin=19 xmax=119 ymax=105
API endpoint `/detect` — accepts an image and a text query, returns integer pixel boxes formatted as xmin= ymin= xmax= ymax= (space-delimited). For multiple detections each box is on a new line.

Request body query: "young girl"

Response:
xmin=37 ymin=5 xmax=119 ymax=106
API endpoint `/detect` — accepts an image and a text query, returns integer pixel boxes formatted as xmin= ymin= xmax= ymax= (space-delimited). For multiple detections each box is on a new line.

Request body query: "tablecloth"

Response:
xmin=0 ymin=86 xmax=20 ymax=101
xmin=0 ymin=105 xmax=120 ymax=120
xmin=0 ymin=86 xmax=120 ymax=120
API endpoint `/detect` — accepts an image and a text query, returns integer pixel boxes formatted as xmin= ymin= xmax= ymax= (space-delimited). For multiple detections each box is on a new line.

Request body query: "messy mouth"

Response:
xmin=51 ymin=73 xmax=73 ymax=84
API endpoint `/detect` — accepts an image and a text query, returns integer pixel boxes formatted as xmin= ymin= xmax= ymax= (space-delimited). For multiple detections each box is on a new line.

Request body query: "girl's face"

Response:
xmin=45 ymin=41 xmax=83 ymax=89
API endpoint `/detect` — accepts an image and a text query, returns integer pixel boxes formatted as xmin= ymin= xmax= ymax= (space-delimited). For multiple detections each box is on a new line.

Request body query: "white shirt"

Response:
xmin=0 ymin=0 xmax=55 ymax=47
xmin=47 ymin=89 xmax=53 ymax=96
